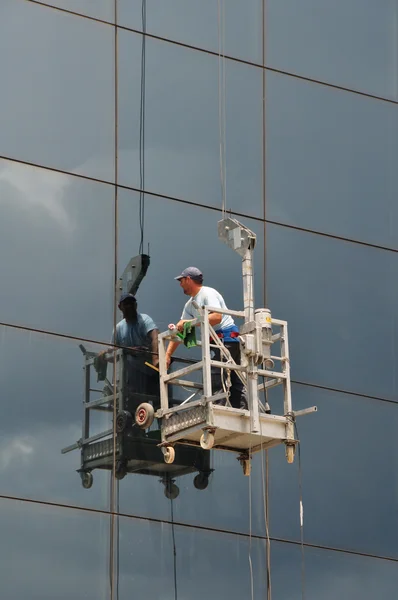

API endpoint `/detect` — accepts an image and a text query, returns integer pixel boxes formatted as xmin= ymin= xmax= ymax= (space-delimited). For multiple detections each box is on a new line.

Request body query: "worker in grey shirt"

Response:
xmin=166 ymin=267 xmax=247 ymax=410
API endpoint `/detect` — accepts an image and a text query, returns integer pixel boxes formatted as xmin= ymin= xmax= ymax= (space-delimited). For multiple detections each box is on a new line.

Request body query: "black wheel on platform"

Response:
xmin=164 ymin=482 xmax=179 ymax=500
xmin=115 ymin=461 xmax=127 ymax=480
xmin=135 ymin=403 xmax=155 ymax=429
xmin=116 ymin=410 xmax=132 ymax=433
xmin=193 ymin=473 xmax=209 ymax=491
xmin=81 ymin=472 xmax=93 ymax=489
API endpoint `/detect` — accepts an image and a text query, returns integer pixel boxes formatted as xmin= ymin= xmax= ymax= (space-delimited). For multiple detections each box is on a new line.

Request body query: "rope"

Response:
xmin=170 ymin=498 xmax=178 ymax=600
xmin=217 ymin=0 xmax=227 ymax=218
xmin=248 ymin=439 xmax=254 ymax=600
xmin=139 ymin=0 xmax=147 ymax=254
xmin=260 ymin=418 xmax=272 ymax=600
xmin=294 ymin=421 xmax=306 ymax=600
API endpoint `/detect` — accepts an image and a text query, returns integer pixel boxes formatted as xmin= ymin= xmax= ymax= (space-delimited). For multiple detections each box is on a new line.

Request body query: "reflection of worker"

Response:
xmin=113 ymin=293 xmax=160 ymax=403
xmin=165 ymin=267 xmax=247 ymax=410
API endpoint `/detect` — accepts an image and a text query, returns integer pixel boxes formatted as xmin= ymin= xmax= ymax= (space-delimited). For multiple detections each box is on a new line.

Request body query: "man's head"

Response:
xmin=118 ymin=293 xmax=138 ymax=322
xmin=174 ymin=267 xmax=203 ymax=296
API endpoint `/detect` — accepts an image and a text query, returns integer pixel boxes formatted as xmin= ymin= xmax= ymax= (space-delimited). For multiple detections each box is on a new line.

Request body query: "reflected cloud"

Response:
xmin=0 ymin=161 xmax=74 ymax=232
xmin=0 ymin=435 xmax=34 ymax=470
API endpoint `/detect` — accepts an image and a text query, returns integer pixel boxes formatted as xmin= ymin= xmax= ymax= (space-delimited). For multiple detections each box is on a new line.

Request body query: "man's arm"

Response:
xmin=149 ymin=328 xmax=159 ymax=367
xmin=165 ymin=339 xmax=180 ymax=370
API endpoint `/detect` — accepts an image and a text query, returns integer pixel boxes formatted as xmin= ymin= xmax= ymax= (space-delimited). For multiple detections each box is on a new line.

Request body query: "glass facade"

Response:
xmin=1 ymin=1 xmax=397 ymax=597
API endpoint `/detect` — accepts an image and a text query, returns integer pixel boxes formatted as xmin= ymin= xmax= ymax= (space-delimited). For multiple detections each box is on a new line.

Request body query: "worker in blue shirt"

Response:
xmin=165 ymin=267 xmax=247 ymax=410
xmin=100 ymin=293 xmax=160 ymax=406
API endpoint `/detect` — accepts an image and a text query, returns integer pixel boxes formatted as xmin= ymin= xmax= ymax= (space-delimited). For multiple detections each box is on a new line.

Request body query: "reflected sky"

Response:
xmin=0 ymin=159 xmax=114 ymax=340
xmin=269 ymin=384 xmax=398 ymax=558
xmin=267 ymin=223 xmax=398 ymax=401
xmin=266 ymin=72 xmax=398 ymax=248
xmin=272 ymin=541 xmax=398 ymax=599
xmin=36 ymin=0 xmax=114 ymax=21
xmin=267 ymin=0 xmax=398 ymax=100
xmin=0 ymin=0 xmax=114 ymax=180
xmin=117 ymin=0 xmax=263 ymax=64
xmin=118 ymin=32 xmax=263 ymax=218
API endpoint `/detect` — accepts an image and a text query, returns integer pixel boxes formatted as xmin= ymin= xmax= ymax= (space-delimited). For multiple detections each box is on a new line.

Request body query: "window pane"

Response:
xmin=34 ymin=0 xmax=114 ymax=22
xmin=117 ymin=0 xmax=263 ymax=64
xmin=118 ymin=32 xmax=263 ymax=218
xmin=0 ymin=160 xmax=114 ymax=340
xmin=0 ymin=1 xmax=114 ymax=180
xmin=114 ymin=190 xmax=269 ymax=535
xmin=269 ymin=384 xmax=398 ymax=558
xmin=266 ymin=0 xmax=398 ymax=99
xmin=266 ymin=73 xmax=398 ymax=248
xmin=0 ymin=499 xmax=109 ymax=600
xmin=272 ymin=542 xmax=398 ymax=598
xmin=0 ymin=327 xmax=112 ymax=511
xmin=117 ymin=516 xmax=267 ymax=598
xmin=266 ymin=224 xmax=398 ymax=400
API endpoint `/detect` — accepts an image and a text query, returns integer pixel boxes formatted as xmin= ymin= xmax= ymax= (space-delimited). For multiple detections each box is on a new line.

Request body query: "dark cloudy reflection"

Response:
xmin=272 ymin=541 xmax=398 ymax=599
xmin=266 ymin=0 xmax=398 ymax=100
xmin=0 ymin=0 xmax=114 ymax=180
xmin=266 ymin=72 xmax=398 ymax=248
xmin=0 ymin=499 xmax=109 ymax=600
xmin=268 ymin=384 xmax=398 ymax=558
xmin=0 ymin=328 xmax=111 ymax=510
xmin=37 ymin=0 xmax=114 ymax=22
xmin=0 ymin=159 xmax=114 ymax=340
xmin=118 ymin=32 xmax=263 ymax=218
xmin=267 ymin=223 xmax=398 ymax=400
xmin=117 ymin=0 xmax=263 ymax=63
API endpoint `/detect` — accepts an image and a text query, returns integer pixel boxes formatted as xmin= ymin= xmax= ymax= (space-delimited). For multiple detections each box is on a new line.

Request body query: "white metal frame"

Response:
xmin=150 ymin=217 xmax=317 ymax=471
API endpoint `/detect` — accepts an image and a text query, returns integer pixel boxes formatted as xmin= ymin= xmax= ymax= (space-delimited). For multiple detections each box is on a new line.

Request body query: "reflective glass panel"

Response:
xmin=117 ymin=0 xmax=263 ymax=64
xmin=0 ymin=498 xmax=109 ymax=600
xmin=267 ymin=0 xmax=398 ymax=100
xmin=272 ymin=541 xmax=398 ymax=598
xmin=114 ymin=190 xmax=268 ymax=535
xmin=266 ymin=73 xmax=398 ymax=249
xmin=266 ymin=224 xmax=398 ymax=400
xmin=0 ymin=160 xmax=114 ymax=341
xmin=0 ymin=327 xmax=112 ymax=511
xmin=34 ymin=0 xmax=114 ymax=22
xmin=268 ymin=384 xmax=398 ymax=558
xmin=118 ymin=32 xmax=263 ymax=218
xmin=0 ymin=0 xmax=114 ymax=181
xmin=117 ymin=516 xmax=267 ymax=599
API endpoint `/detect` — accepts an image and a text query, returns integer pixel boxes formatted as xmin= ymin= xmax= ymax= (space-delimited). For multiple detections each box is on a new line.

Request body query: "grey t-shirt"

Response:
xmin=181 ymin=286 xmax=234 ymax=332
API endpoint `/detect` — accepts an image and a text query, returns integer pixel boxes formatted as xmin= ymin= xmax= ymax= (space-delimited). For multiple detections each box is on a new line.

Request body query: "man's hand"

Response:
xmin=176 ymin=319 xmax=190 ymax=332
xmin=152 ymin=355 xmax=159 ymax=369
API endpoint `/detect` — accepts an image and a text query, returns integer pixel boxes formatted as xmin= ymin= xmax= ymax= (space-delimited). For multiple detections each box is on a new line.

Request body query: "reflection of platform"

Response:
xmin=61 ymin=346 xmax=213 ymax=499
xmin=81 ymin=429 xmax=212 ymax=498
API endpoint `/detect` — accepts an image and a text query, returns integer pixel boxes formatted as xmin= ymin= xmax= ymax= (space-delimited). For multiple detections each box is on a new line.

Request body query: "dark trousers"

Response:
xmin=211 ymin=342 xmax=247 ymax=409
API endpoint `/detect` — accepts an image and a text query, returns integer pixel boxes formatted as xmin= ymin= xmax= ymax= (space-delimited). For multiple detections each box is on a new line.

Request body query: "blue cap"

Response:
xmin=174 ymin=267 xmax=203 ymax=281
xmin=119 ymin=293 xmax=136 ymax=305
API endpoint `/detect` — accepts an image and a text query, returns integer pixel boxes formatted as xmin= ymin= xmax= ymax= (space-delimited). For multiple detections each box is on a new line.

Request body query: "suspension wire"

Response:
xmin=217 ymin=0 xmax=227 ymax=218
xmin=115 ymin=481 xmax=120 ymax=600
xmin=260 ymin=418 xmax=272 ymax=600
xmin=139 ymin=0 xmax=147 ymax=254
xmin=248 ymin=441 xmax=254 ymax=600
xmin=170 ymin=498 xmax=178 ymax=600
xmin=110 ymin=0 xmax=119 ymax=595
xmin=294 ymin=421 xmax=307 ymax=600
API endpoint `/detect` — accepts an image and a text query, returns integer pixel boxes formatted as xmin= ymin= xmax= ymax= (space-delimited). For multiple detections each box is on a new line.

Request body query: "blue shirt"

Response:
xmin=113 ymin=313 xmax=157 ymax=348
xmin=181 ymin=286 xmax=235 ymax=332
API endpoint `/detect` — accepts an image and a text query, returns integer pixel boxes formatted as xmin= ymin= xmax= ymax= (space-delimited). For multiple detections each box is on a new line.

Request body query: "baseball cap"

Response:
xmin=119 ymin=293 xmax=136 ymax=305
xmin=174 ymin=267 xmax=203 ymax=281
